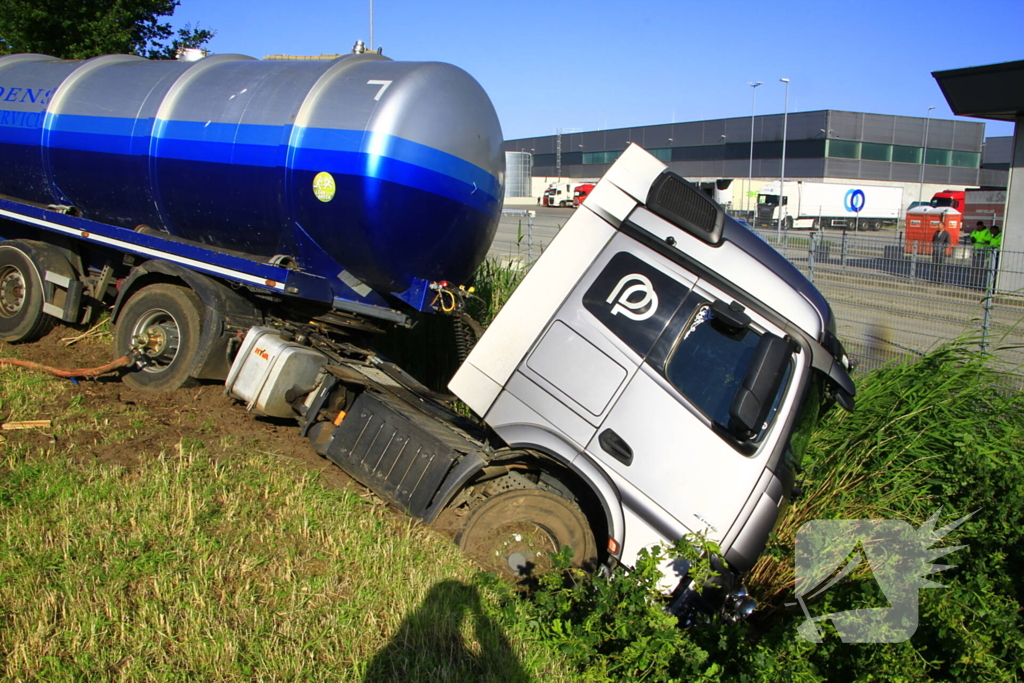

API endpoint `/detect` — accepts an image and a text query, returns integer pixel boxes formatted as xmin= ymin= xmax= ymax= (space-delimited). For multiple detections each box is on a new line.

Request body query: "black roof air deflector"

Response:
xmin=646 ymin=171 xmax=725 ymax=246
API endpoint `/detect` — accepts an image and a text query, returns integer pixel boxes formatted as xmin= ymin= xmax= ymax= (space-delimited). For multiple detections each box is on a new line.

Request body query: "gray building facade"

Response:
xmin=505 ymin=110 xmax=1007 ymax=189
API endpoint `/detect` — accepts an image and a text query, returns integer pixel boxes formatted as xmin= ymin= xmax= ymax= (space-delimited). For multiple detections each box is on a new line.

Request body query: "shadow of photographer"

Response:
xmin=362 ymin=579 xmax=531 ymax=683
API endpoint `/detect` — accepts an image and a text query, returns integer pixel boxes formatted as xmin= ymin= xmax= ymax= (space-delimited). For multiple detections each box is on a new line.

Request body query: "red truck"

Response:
xmin=572 ymin=183 xmax=595 ymax=207
xmin=930 ymin=189 xmax=1006 ymax=227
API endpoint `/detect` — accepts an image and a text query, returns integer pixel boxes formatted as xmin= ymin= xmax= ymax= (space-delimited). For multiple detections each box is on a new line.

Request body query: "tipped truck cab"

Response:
xmin=450 ymin=144 xmax=854 ymax=613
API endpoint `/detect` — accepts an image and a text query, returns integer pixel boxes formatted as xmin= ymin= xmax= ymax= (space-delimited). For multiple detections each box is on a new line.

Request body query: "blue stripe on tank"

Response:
xmin=7 ymin=112 xmax=501 ymax=212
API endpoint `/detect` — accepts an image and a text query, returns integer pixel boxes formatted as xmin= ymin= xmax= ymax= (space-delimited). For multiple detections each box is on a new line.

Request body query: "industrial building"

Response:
xmin=502 ymin=110 xmax=1010 ymax=214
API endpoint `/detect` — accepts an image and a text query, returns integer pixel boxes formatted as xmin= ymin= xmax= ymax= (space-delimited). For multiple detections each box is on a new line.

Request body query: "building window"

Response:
xmin=827 ymin=139 xmax=860 ymax=159
xmin=925 ymin=148 xmax=951 ymax=166
xmin=951 ymin=150 xmax=980 ymax=168
xmin=582 ymin=150 xmax=621 ymax=165
xmin=860 ymin=142 xmax=891 ymax=162
xmin=648 ymin=148 xmax=672 ymax=162
xmin=892 ymin=145 xmax=921 ymax=164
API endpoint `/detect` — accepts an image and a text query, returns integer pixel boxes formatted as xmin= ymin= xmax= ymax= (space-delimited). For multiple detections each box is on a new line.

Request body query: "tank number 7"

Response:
xmin=367 ymin=80 xmax=392 ymax=101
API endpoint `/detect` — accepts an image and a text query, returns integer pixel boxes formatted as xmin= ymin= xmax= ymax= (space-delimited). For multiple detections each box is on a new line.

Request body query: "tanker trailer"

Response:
xmin=0 ymin=46 xmax=503 ymax=390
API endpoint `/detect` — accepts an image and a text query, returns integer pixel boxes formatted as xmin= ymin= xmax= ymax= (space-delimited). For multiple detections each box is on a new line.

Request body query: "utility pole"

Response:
xmin=747 ymin=82 xmax=762 ymax=215
xmin=778 ymin=78 xmax=790 ymax=232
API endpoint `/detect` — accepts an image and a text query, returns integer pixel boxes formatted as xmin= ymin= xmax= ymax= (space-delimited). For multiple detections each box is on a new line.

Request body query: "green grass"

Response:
xmin=0 ymin=370 xmax=573 ymax=681
xmin=4 ymin=284 xmax=1023 ymax=681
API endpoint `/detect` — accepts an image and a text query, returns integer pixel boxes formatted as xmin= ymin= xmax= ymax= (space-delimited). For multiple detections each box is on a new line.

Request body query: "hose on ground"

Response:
xmin=0 ymin=354 xmax=134 ymax=379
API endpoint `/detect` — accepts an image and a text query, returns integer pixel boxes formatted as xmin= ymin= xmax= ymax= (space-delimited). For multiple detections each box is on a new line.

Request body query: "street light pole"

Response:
xmin=918 ymin=106 xmax=936 ymax=202
xmin=778 ymin=78 xmax=790 ymax=232
xmin=747 ymin=81 xmax=762 ymax=216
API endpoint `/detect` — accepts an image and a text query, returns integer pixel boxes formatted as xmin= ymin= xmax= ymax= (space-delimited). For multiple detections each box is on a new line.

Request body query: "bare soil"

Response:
xmin=0 ymin=324 xmax=358 ymax=493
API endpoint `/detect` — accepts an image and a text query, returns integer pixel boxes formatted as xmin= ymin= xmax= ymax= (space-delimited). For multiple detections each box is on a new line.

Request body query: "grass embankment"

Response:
xmin=0 ymin=361 xmax=572 ymax=681
xmin=3 ymin=259 xmax=1023 ymax=681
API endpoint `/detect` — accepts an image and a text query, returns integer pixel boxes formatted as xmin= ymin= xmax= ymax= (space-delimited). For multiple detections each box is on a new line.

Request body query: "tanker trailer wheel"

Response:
xmin=0 ymin=240 xmax=64 ymax=343
xmin=456 ymin=489 xmax=598 ymax=579
xmin=115 ymin=283 xmax=203 ymax=393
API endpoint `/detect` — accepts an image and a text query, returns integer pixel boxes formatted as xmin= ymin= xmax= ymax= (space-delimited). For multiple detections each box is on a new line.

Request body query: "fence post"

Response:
xmin=840 ymin=228 xmax=848 ymax=269
xmin=910 ymin=241 xmax=918 ymax=281
xmin=808 ymin=232 xmax=816 ymax=283
xmin=980 ymin=250 xmax=997 ymax=353
xmin=527 ymin=210 xmax=535 ymax=263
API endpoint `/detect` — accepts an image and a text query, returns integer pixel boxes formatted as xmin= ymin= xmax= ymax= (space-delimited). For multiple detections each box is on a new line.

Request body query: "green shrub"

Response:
xmin=518 ymin=343 xmax=1024 ymax=681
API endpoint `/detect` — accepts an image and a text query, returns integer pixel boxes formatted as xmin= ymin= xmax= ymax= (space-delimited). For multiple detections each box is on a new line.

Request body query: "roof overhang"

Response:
xmin=933 ymin=60 xmax=1024 ymax=122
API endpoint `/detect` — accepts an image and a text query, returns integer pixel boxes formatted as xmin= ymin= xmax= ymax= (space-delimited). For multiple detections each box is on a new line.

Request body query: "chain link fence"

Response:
xmin=751 ymin=228 xmax=1024 ymax=376
xmin=491 ymin=209 xmax=1024 ymax=379
xmin=489 ymin=209 xmax=569 ymax=266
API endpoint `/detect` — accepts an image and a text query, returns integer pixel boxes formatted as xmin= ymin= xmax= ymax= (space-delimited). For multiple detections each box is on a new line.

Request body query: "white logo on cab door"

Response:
xmin=606 ymin=273 xmax=658 ymax=321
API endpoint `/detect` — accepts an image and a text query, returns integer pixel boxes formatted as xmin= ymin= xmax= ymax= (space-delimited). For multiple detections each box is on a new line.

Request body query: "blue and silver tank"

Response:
xmin=0 ymin=49 xmax=504 ymax=293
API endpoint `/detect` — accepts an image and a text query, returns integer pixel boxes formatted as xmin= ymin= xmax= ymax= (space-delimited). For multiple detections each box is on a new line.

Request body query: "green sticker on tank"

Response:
xmin=313 ymin=172 xmax=336 ymax=202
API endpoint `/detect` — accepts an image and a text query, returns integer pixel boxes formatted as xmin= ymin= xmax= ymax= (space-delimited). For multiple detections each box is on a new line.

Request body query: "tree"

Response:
xmin=146 ymin=23 xmax=216 ymax=60
xmin=0 ymin=0 xmax=214 ymax=60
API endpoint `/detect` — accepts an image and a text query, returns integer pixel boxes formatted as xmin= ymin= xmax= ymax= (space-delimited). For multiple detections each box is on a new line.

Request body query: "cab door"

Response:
xmin=585 ymin=276 xmax=791 ymax=543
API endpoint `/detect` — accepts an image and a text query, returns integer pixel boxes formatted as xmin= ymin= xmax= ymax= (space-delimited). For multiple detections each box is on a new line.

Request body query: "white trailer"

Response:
xmin=756 ymin=181 xmax=904 ymax=231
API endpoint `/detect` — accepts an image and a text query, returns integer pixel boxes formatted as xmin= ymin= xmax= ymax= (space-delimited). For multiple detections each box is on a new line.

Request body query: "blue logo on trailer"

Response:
xmin=844 ymin=189 xmax=866 ymax=213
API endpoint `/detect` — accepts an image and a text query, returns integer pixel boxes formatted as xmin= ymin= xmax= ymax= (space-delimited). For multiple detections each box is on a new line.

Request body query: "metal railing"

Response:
xmin=489 ymin=209 xmax=571 ymax=266
xmin=753 ymin=228 xmax=1024 ymax=376
xmin=491 ymin=209 xmax=1024 ymax=378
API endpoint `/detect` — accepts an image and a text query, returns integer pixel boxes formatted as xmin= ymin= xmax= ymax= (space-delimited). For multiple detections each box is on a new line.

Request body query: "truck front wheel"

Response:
xmin=115 ymin=283 xmax=203 ymax=392
xmin=456 ymin=489 xmax=598 ymax=578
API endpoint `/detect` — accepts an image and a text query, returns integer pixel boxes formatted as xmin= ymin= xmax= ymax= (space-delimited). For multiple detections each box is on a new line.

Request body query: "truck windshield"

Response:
xmin=664 ymin=303 xmax=790 ymax=436
xmin=931 ymin=197 xmax=954 ymax=208
xmin=758 ymin=194 xmax=779 ymax=206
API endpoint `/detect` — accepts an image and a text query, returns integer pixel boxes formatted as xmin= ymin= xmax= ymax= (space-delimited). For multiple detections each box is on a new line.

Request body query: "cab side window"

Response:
xmin=648 ymin=299 xmax=793 ymax=440
xmin=664 ymin=302 xmax=762 ymax=427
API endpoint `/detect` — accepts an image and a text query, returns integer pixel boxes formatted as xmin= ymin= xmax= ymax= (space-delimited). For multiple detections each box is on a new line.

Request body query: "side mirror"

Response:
xmin=729 ymin=334 xmax=791 ymax=439
xmin=710 ymin=299 xmax=750 ymax=330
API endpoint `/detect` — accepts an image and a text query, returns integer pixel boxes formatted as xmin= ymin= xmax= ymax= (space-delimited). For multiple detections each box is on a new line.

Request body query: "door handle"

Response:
xmin=599 ymin=429 xmax=633 ymax=466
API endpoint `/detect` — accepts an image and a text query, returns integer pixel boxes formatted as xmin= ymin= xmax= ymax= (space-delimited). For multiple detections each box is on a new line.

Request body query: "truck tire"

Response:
xmin=782 ymin=216 xmax=793 ymax=230
xmin=0 ymin=241 xmax=58 ymax=343
xmin=114 ymin=283 xmax=203 ymax=392
xmin=456 ymin=489 xmax=598 ymax=578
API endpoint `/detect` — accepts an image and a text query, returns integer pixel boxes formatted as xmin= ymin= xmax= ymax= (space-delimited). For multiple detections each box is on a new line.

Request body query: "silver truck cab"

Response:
xmin=451 ymin=145 xmax=854 ymax=601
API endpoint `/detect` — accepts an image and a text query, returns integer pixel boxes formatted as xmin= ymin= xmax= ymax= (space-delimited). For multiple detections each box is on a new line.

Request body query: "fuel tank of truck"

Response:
xmin=0 ymin=49 xmax=504 ymax=293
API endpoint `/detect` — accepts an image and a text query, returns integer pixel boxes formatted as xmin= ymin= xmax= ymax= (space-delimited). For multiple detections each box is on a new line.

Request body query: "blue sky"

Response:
xmin=175 ymin=0 xmax=1023 ymax=141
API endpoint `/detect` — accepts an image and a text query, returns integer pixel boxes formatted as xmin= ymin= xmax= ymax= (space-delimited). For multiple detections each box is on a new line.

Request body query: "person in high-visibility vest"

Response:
xmin=989 ymin=225 xmax=1002 ymax=249
xmin=970 ymin=220 xmax=991 ymax=245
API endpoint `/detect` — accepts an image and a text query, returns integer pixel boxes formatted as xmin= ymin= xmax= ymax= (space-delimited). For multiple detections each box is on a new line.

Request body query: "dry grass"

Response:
xmin=0 ymin=366 xmax=572 ymax=682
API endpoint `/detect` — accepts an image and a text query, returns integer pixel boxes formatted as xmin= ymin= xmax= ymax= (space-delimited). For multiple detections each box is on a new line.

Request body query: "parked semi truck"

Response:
xmin=572 ymin=183 xmax=595 ymax=207
xmin=543 ymin=183 xmax=574 ymax=207
xmin=545 ymin=182 xmax=598 ymax=208
xmin=930 ymin=188 xmax=1007 ymax=227
xmin=757 ymin=181 xmax=903 ymax=230
xmin=0 ymin=50 xmax=855 ymax=619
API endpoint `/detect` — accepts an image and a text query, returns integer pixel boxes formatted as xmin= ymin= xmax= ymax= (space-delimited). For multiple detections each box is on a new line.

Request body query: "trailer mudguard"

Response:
xmin=113 ymin=260 xmax=264 ymax=380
